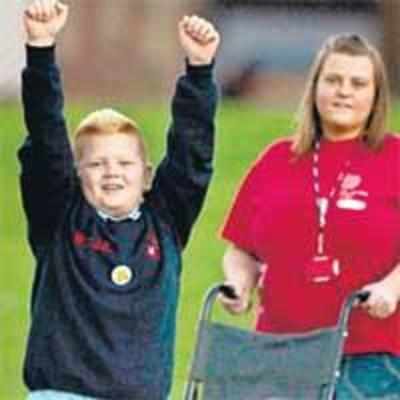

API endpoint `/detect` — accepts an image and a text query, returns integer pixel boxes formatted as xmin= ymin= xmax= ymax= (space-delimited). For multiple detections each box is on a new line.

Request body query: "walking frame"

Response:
xmin=184 ymin=284 xmax=368 ymax=400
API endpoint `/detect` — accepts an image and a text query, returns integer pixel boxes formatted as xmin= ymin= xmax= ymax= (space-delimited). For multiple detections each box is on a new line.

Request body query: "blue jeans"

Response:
xmin=335 ymin=354 xmax=400 ymax=399
xmin=27 ymin=390 xmax=171 ymax=400
xmin=27 ymin=391 xmax=100 ymax=400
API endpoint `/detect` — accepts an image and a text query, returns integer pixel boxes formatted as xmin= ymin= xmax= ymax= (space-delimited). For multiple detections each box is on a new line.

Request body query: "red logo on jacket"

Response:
xmin=146 ymin=231 xmax=161 ymax=261
xmin=72 ymin=230 xmax=113 ymax=254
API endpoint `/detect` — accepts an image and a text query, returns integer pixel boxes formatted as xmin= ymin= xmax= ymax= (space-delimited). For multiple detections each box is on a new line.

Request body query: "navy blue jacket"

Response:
xmin=19 ymin=46 xmax=217 ymax=399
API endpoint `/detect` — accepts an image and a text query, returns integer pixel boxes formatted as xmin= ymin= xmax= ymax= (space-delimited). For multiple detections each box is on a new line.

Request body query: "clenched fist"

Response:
xmin=24 ymin=0 xmax=69 ymax=47
xmin=178 ymin=15 xmax=220 ymax=66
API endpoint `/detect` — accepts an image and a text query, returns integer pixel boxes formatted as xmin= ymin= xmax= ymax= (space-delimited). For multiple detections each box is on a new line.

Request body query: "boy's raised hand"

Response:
xmin=178 ymin=15 xmax=220 ymax=66
xmin=24 ymin=0 xmax=69 ymax=47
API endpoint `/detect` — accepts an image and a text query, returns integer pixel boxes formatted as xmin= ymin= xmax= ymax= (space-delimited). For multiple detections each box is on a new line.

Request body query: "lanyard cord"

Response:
xmin=312 ymin=140 xmax=352 ymax=255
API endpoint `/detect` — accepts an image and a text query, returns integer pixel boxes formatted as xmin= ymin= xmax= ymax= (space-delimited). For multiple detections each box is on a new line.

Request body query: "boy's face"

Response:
xmin=77 ymin=133 xmax=151 ymax=217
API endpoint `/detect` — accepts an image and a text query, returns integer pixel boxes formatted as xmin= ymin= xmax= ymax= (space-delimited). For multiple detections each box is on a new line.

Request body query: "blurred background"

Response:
xmin=1 ymin=1 xmax=400 ymax=399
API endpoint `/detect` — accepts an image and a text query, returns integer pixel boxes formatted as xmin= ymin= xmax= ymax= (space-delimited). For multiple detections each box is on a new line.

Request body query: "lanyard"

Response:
xmin=312 ymin=140 xmax=352 ymax=255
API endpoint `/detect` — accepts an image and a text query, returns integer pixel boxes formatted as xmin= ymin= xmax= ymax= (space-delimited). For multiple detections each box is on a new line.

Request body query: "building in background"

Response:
xmin=213 ymin=0 xmax=381 ymax=106
xmin=0 ymin=0 xmax=207 ymax=103
xmin=2 ymin=0 xmax=400 ymax=105
xmin=59 ymin=0 xmax=207 ymax=103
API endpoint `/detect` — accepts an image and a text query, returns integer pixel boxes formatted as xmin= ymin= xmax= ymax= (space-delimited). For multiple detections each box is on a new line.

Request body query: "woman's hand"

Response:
xmin=360 ymin=279 xmax=399 ymax=319
xmin=219 ymin=283 xmax=253 ymax=315
xmin=219 ymin=244 xmax=261 ymax=315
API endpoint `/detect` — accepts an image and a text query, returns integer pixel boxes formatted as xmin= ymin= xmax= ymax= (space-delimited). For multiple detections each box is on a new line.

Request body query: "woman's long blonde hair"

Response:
xmin=292 ymin=34 xmax=390 ymax=156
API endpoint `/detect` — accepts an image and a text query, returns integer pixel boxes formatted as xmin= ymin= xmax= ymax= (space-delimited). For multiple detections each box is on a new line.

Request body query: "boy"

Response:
xmin=20 ymin=1 xmax=220 ymax=399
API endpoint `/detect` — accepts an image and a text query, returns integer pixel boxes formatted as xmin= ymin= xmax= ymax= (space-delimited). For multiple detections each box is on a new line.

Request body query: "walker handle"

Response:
xmin=219 ymin=284 xmax=239 ymax=300
xmin=355 ymin=291 xmax=370 ymax=304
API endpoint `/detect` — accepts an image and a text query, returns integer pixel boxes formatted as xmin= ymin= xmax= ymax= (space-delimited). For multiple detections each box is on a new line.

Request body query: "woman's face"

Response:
xmin=315 ymin=52 xmax=376 ymax=141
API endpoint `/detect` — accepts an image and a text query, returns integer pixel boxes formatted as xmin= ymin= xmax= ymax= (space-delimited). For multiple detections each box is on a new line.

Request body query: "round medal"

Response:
xmin=111 ymin=265 xmax=133 ymax=286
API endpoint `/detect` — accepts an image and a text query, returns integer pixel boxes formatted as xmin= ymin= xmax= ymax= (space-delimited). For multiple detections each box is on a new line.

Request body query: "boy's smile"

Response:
xmin=77 ymin=133 xmax=152 ymax=217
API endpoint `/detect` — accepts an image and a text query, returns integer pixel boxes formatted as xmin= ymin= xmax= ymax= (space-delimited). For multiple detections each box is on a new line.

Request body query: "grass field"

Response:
xmin=2 ymin=99 xmax=398 ymax=400
xmin=0 ymin=99 xmax=291 ymax=400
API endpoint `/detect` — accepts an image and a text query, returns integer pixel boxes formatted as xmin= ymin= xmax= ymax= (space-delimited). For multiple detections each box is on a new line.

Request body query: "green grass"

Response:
xmin=0 ymin=99 xmax=289 ymax=400
xmin=2 ymin=99 xmax=399 ymax=400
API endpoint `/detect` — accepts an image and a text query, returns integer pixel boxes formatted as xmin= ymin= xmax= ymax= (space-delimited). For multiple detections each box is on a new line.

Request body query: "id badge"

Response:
xmin=305 ymin=255 xmax=340 ymax=283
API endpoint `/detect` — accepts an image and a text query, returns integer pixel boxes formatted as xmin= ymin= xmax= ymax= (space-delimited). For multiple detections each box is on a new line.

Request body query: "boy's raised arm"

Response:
xmin=19 ymin=0 xmax=73 ymax=248
xmin=150 ymin=16 xmax=220 ymax=248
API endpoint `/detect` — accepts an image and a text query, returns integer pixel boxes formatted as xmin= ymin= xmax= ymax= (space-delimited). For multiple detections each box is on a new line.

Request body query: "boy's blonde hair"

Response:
xmin=74 ymin=108 xmax=149 ymax=163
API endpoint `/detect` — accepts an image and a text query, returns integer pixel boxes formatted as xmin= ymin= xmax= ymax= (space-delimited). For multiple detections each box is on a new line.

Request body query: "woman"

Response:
xmin=221 ymin=34 xmax=400 ymax=398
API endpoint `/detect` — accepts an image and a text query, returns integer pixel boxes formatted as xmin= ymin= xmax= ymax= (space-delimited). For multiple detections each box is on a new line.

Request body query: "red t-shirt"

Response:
xmin=222 ymin=134 xmax=400 ymax=355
